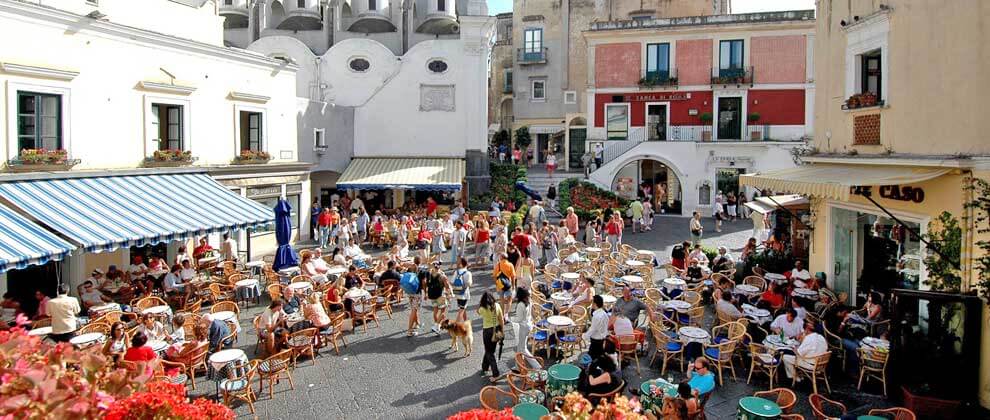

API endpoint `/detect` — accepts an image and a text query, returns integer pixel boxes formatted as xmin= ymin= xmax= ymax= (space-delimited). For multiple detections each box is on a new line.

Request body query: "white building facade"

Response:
xmin=223 ymin=0 xmax=494 ymax=220
xmin=0 ymin=0 xmax=309 ymax=295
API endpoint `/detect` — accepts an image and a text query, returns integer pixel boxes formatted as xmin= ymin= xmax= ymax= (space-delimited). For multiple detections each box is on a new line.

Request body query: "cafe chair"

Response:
xmin=31 ymin=318 xmax=52 ymax=329
xmin=134 ymin=296 xmax=168 ymax=312
xmin=288 ymin=327 xmax=319 ymax=367
xmin=479 ymin=385 xmax=517 ymax=411
xmin=506 ymin=373 xmax=545 ymax=405
xmin=587 ymin=379 xmax=625 ymax=406
xmin=858 ymin=348 xmax=890 ymax=396
xmin=747 ymin=342 xmax=780 ymax=389
xmin=650 ymin=327 xmax=684 ymax=375
xmin=256 ymin=350 xmax=295 ymax=399
xmin=780 ymin=415 xmax=805 ymax=420
xmin=793 ymin=352 xmax=832 ymax=395
xmin=809 ymin=393 xmax=846 ymax=420
xmin=373 ymin=285 xmax=395 ymax=319
xmin=514 ymin=353 xmax=548 ymax=390
xmin=616 ymin=334 xmax=640 ymax=374
xmin=252 ymin=315 xmax=268 ymax=355
xmin=162 ymin=341 xmax=209 ymax=391
xmin=744 ymin=275 xmax=767 ymax=291
xmin=752 ymin=266 xmax=767 ymax=277
xmin=320 ymin=312 xmax=348 ymax=355
xmin=79 ymin=322 xmax=111 ymax=336
xmin=221 ymin=359 xmax=258 ymax=414
xmin=350 ymin=296 xmax=380 ymax=333
xmin=182 ymin=298 xmax=203 ymax=314
xmin=867 ymin=407 xmax=916 ymax=420
xmin=212 ymin=300 xmax=240 ymax=317
xmin=754 ymin=388 xmax=797 ymax=414
xmin=822 ymin=326 xmax=847 ymax=371
xmin=681 ymin=290 xmax=702 ymax=307
xmin=559 ymin=325 xmax=585 ymax=360
xmin=680 ymin=306 xmax=705 ymax=327
xmin=209 ymin=283 xmax=236 ymax=303
xmin=703 ymin=339 xmax=738 ymax=385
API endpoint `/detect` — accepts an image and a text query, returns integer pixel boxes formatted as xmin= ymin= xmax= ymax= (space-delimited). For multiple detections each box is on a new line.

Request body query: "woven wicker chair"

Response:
xmin=793 ymin=352 xmax=832 ymax=395
xmin=867 ymin=407 xmax=916 ymax=420
xmin=320 ymin=312 xmax=348 ymax=355
xmin=134 ymin=296 xmax=168 ymax=312
xmin=703 ymin=339 xmax=737 ymax=385
xmin=162 ymin=341 xmax=209 ymax=391
xmin=350 ymin=296 xmax=380 ymax=332
xmin=858 ymin=347 xmax=890 ymax=396
xmin=754 ymin=388 xmax=797 ymax=413
xmin=288 ymin=327 xmax=319 ymax=367
xmin=747 ymin=342 xmax=781 ymax=389
xmin=256 ymin=350 xmax=295 ymax=399
xmin=650 ymin=327 xmax=684 ymax=375
xmin=220 ymin=359 xmax=258 ymax=414
xmin=209 ymin=283 xmax=236 ymax=303
xmin=587 ymin=379 xmax=625 ymax=406
xmin=744 ymin=275 xmax=767 ymax=291
xmin=79 ymin=322 xmax=111 ymax=335
xmin=479 ymin=385 xmax=517 ymax=411
xmin=616 ymin=334 xmax=640 ymax=374
xmin=809 ymin=393 xmax=846 ymax=420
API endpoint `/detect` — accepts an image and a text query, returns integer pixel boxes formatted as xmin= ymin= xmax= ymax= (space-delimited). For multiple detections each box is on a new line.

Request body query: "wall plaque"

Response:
xmin=420 ymin=84 xmax=455 ymax=112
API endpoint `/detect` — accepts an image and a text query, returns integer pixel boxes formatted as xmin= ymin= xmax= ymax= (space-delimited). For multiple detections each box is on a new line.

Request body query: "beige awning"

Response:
xmin=739 ymin=164 xmax=953 ymax=201
xmin=336 ymin=158 xmax=464 ymax=191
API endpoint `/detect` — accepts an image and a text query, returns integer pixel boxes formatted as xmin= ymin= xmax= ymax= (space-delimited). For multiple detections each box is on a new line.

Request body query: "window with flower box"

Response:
xmin=17 ymin=91 xmax=62 ymax=151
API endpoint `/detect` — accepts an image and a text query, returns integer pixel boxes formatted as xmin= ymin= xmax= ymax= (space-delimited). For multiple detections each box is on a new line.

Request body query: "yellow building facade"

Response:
xmin=742 ymin=0 xmax=990 ymax=409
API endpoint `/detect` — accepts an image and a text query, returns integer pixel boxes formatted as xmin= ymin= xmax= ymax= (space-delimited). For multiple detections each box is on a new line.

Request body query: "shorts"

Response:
xmin=430 ymin=298 xmax=448 ymax=309
xmin=457 ymin=299 xmax=468 ymax=309
xmin=498 ymin=289 xmax=513 ymax=300
xmin=409 ymin=295 xmax=422 ymax=308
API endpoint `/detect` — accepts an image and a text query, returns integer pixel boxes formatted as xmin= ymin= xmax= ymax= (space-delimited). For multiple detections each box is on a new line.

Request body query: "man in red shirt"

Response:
xmin=317 ymin=208 xmax=332 ymax=249
xmin=510 ymin=226 xmax=531 ymax=257
xmin=605 ymin=213 xmax=623 ymax=249
xmin=426 ymin=197 xmax=438 ymax=217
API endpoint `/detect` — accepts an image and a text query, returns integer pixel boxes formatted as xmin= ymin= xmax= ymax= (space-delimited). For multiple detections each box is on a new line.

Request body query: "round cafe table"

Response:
xmin=663 ymin=277 xmax=686 ymax=291
xmin=28 ymin=326 xmax=52 ymax=336
xmin=288 ymin=281 xmax=314 ymax=294
xmin=663 ymin=300 xmax=692 ymax=313
xmin=142 ymin=305 xmax=172 ymax=322
xmin=640 ymin=379 xmax=677 ymax=413
xmin=742 ymin=304 xmax=772 ymax=325
xmin=737 ymin=396 xmax=782 ymax=420
xmin=234 ymin=278 xmax=261 ymax=305
xmin=208 ymin=348 xmax=248 ymax=398
xmin=550 ymin=292 xmax=573 ymax=308
xmin=244 ymin=260 xmax=265 ymax=280
xmin=677 ymin=327 xmax=711 ymax=344
xmin=344 ymin=288 xmax=371 ymax=301
xmin=625 ymin=260 xmax=646 ymax=268
xmin=792 ymin=287 xmax=819 ymax=300
xmin=764 ymin=273 xmax=788 ymax=285
xmin=148 ymin=339 xmax=169 ymax=355
xmin=89 ymin=303 xmax=120 ymax=318
xmin=763 ymin=335 xmax=799 ymax=352
xmin=601 ymin=294 xmax=617 ymax=308
xmin=547 ymin=315 xmax=575 ymax=329
xmin=513 ymin=402 xmax=549 ymax=420
xmin=734 ymin=284 xmax=761 ymax=297
xmin=620 ymin=275 xmax=644 ymax=288
xmin=547 ymin=363 xmax=581 ymax=398
xmin=70 ymin=332 xmax=106 ymax=349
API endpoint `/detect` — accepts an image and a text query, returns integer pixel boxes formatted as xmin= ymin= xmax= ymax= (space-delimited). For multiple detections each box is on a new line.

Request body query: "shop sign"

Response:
xmin=851 ymin=185 xmax=925 ymax=203
xmin=286 ymin=183 xmax=303 ymax=194
xmin=621 ymin=92 xmax=689 ymax=102
xmin=247 ymin=185 xmax=281 ymax=198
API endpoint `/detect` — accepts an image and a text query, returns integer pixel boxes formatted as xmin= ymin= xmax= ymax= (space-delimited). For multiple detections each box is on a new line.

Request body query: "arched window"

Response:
xmin=699 ymin=182 xmax=712 ymax=206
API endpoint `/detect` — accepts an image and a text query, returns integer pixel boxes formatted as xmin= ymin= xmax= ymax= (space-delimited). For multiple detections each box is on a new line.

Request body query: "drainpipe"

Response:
xmin=963 ymin=171 xmax=976 ymax=291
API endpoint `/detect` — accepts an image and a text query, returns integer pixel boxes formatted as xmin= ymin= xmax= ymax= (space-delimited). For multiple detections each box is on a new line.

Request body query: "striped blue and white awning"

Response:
xmin=0 ymin=173 xmax=274 ymax=253
xmin=0 ymin=204 xmax=75 ymax=273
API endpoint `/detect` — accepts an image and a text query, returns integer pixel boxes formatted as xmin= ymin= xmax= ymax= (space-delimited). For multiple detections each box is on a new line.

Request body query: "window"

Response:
xmin=523 ymin=28 xmax=543 ymax=60
xmin=531 ymin=79 xmax=546 ymax=101
xmin=437 ymin=0 xmax=445 ymax=12
xmin=503 ymin=70 xmax=513 ymax=92
xmin=314 ymin=128 xmax=326 ymax=150
xmin=631 ymin=15 xmax=652 ymax=21
xmin=17 ymin=91 xmax=62 ymax=151
xmin=564 ymin=91 xmax=577 ymax=104
xmin=368 ymin=0 xmax=376 ymax=10
xmin=349 ymin=58 xmax=370 ymax=72
xmin=605 ymin=104 xmax=628 ymax=140
xmin=224 ymin=0 xmax=232 ymax=5
xmin=297 ymin=0 xmax=305 ymax=7
xmin=646 ymin=43 xmax=670 ymax=80
xmin=151 ymin=103 xmax=183 ymax=150
xmin=860 ymin=50 xmax=881 ymax=98
xmin=239 ymin=111 xmax=263 ymax=152
xmin=427 ymin=59 xmax=448 ymax=73
xmin=719 ymin=39 xmax=744 ymax=77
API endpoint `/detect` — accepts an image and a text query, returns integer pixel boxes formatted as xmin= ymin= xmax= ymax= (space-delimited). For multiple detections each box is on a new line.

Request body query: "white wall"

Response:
xmin=589 ymin=141 xmax=801 ymax=214
xmin=31 ymin=0 xmax=225 ymax=46
xmin=0 ymin=2 xmax=299 ymax=169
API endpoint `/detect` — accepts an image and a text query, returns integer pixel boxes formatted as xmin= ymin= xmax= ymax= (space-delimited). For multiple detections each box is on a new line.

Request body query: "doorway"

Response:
xmin=646 ymin=104 xmax=668 ymax=141
xmin=537 ymin=133 xmax=550 ymax=163
xmin=717 ymin=97 xmax=742 ymax=140
xmin=568 ymin=128 xmax=586 ymax=170
xmin=716 ymin=168 xmax=745 ymax=196
xmin=831 ymin=207 xmax=857 ymax=305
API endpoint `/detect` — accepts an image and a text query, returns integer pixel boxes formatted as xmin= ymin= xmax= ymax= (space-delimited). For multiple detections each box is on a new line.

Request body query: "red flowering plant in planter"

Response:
xmin=556 ymin=392 xmax=646 ymax=420
xmin=151 ymin=149 xmax=193 ymax=162
xmin=447 ymin=408 xmax=519 ymax=420
xmin=103 ymin=381 xmax=233 ymax=420
xmin=234 ymin=150 xmax=271 ymax=163
xmin=17 ymin=148 xmax=68 ymax=164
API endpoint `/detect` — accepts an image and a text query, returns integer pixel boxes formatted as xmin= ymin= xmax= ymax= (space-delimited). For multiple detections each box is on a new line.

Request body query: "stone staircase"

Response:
xmin=525 ymin=167 xmax=577 ymax=219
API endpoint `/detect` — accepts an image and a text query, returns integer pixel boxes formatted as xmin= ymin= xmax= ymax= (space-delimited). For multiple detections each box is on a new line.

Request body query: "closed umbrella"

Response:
xmin=272 ymin=198 xmax=299 ymax=271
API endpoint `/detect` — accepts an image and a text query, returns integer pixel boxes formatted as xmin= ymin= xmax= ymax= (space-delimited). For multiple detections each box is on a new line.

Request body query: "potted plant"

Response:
xmin=638 ymin=77 xmax=655 ymax=88
xmin=233 ymin=149 xmax=271 ymax=164
xmin=7 ymin=148 xmax=77 ymax=172
xmin=861 ymin=91 xmax=878 ymax=107
xmin=748 ymin=112 xmax=762 ymax=140
xmin=699 ymin=112 xmax=713 ymax=141
xmin=145 ymin=149 xmax=195 ymax=167
xmin=845 ymin=94 xmax=862 ymax=109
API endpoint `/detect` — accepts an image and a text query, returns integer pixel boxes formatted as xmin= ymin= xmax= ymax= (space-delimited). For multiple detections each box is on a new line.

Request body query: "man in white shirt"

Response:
xmin=611 ymin=314 xmax=634 ymax=337
xmin=782 ymin=320 xmax=828 ymax=379
xmin=583 ymin=295 xmax=609 ymax=358
xmin=179 ymin=260 xmax=196 ymax=282
xmin=790 ymin=260 xmax=812 ymax=287
xmin=451 ymin=202 xmax=466 ymax=222
xmin=350 ymin=195 xmax=364 ymax=213
xmin=220 ymin=233 xmax=238 ymax=261
xmin=46 ymin=286 xmax=80 ymax=342
xmin=770 ymin=308 xmax=804 ymax=339
xmin=128 ymin=256 xmax=148 ymax=279
xmin=163 ymin=264 xmax=192 ymax=303
xmin=79 ymin=281 xmax=111 ymax=309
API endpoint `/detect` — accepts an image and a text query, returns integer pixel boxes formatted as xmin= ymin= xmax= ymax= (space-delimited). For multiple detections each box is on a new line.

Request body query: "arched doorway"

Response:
xmin=567 ymin=116 xmax=587 ymax=170
xmin=268 ymin=0 xmax=286 ymax=29
xmin=610 ymin=158 xmax=683 ymax=215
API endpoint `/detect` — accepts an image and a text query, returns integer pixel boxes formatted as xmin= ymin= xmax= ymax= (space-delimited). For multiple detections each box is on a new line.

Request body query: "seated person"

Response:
xmin=788 ymin=260 xmax=812 ymax=288
xmin=166 ymin=323 xmax=208 ymax=360
xmin=416 ymin=228 xmax=433 ymax=249
xmin=782 ymin=320 xmax=827 ymax=380
xmin=138 ymin=313 xmax=169 ymax=342
xmin=670 ymin=241 xmax=690 ymax=270
xmin=684 ymin=259 xmax=711 ymax=283
xmin=79 ymin=281 xmax=112 ymax=310
xmin=192 ymin=237 xmax=214 ymax=260
xmin=344 ymin=239 xmax=368 ymax=260
xmin=1 ymin=292 xmax=21 ymax=318
xmin=560 ymin=278 xmax=594 ymax=314
xmin=300 ymin=252 xmax=329 ymax=284
xmin=169 ymin=314 xmax=187 ymax=344
xmin=179 ymin=260 xmax=197 ymax=282
xmin=330 ymin=248 xmax=347 ymax=266
xmin=123 ymin=332 xmax=158 ymax=363
xmin=282 ymin=287 xmax=302 ymax=315
xmin=711 ymin=247 xmax=735 ymax=272
xmin=257 ymin=300 xmax=287 ymax=356
xmin=715 ymin=292 xmax=743 ymax=322
xmin=661 ymin=382 xmax=700 ymax=420
xmin=790 ymin=298 xmax=808 ymax=321
xmin=203 ymin=315 xmax=233 ymax=352
xmin=342 ymin=265 xmax=364 ymax=290
xmin=578 ymin=354 xmax=620 ymax=398
xmin=687 ymin=244 xmax=709 ymax=266
xmin=841 ymin=291 xmax=884 ymax=337
xmin=33 ymin=290 xmax=50 ymax=320
xmin=758 ymin=284 xmax=787 ymax=310
xmin=770 ymin=308 xmax=804 ymax=339
xmin=378 ymin=260 xmax=402 ymax=287
xmin=103 ymin=321 xmax=129 ymax=363
xmin=163 ymin=264 xmax=191 ymax=303
xmin=686 ymin=357 xmax=715 ymax=395
xmin=127 ymin=256 xmax=153 ymax=295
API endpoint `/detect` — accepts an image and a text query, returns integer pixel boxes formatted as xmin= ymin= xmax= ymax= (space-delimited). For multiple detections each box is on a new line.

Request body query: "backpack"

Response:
xmin=452 ymin=269 xmax=465 ymax=293
xmin=495 ymin=267 xmax=511 ymax=291
xmin=399 ymin=272 xmax=420 ymax=294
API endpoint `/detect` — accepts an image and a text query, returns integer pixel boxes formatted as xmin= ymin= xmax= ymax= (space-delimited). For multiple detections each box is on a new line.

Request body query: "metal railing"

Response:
xmin=711 ymin=66 xmax=754 ymax=86
xmin=639 ymin=68 xmax=679 ymax=88
xmin=517 ymin=48 xmax=548 ymax=64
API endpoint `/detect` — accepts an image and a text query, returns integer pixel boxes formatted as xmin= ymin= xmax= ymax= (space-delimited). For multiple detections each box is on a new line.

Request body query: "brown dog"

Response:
xmin=439 ymin=318 xmax=473 ymax=357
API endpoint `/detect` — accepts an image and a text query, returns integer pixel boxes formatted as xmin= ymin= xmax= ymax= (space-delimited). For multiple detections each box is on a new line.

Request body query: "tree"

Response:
xmin=492 ymin=129 xmax=509 ymax=149
xmin=514 ymin=126 xmax=532 ymax=151
xmin=924 ymin=211 xmax=962 ymax=292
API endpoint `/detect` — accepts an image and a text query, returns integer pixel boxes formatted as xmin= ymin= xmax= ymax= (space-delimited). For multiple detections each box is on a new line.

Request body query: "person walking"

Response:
xmin=401 ymin=264 xmax=426 ymax=337
xmin=546 ymin=184 xmax=557 ymax=211
xmin=317 ymin=207 xmax=332 ymax=249
xmin=546 ymin=152 xmax=557 ymax=178
xmin=452 ymin=257 xmax=473 ymax=323
xmin=565 ymin=207 xmax=579 ymax=238
xmin=449 ymin=221 xmax=467 ymax=266
xmin=583 ymin=295 xmax=608 ymax=358
xmin=478 ymin=291 xmax=505 ymax=382
xmin=605 ymin=212 xmax=622 ymax=249
xmin=593 ymin=143 xmax=604 ymax=169
xmin=473 ymin=219 xmax=492 ymax=267
xmin=355 ymin=207 xmax=370 ymax=244
xmin=426 ymin=262 xmax=453 ymax=335
xmin=493 ymin=253 xmax=516 ymax=317
xmin=689 ymin=212 xmax=703 ymax=246
xmin=511 ymin=287 xmax=541 ymax=369
xmin=310 ymin=198 xmax=322 ymax=241
xmin=726 ymin=192 xmax=737 ymax=222
xmin=629 ymin=198 xmax=644 ymax=234
xmin=47 ymin=286 xmax=80 ymax=343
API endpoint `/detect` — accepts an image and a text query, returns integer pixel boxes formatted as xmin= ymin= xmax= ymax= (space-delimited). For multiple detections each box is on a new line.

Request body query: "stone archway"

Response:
xmin=609 ymin=158 xmax=684 ymax=215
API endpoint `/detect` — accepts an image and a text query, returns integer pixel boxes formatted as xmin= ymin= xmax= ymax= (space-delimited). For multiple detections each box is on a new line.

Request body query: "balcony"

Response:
xmin=219 ymin=0 xmax=249 ymax=16
xmin=517 ymin=48 xmax=548 ymax=65
xmin=710 ymin=66 xmax=754 ymax=87
xmin=638 ymin=68 xmax=678 ymax=89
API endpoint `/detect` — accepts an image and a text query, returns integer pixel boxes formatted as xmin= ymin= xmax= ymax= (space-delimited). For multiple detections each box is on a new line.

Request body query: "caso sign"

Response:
xmin=851 ymin=185 xmax=925 ymax=203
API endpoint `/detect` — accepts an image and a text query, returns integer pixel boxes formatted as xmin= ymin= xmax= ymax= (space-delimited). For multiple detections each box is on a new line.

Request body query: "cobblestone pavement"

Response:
xmin=194 ymin=216 xmax=891 ymax=419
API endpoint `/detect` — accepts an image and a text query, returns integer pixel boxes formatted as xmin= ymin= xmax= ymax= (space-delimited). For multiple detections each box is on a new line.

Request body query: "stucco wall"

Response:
xmin=751 ymin=35 xmax=806 ymax=84
xmin=675 ymin=39 xmax=712 ymax=85
xmin=594 ymin=43 xmax=641 ymax=88
xmin=36 ymin=0 xmax=225 ymax=45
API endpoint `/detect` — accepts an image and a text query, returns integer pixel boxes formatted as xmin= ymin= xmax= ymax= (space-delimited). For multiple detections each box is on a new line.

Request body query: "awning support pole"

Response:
xmin=766 ymin=196 xmax=813 ymax=231
xmin=862 ymin=193 xmax=960 ymax=270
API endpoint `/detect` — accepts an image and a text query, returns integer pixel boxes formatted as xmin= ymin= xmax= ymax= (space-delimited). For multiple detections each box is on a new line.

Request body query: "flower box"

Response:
xmin=843 ymin=92 xmax=882 ymax=110
xmin=144 ymin=149 xmax=196 ymax=167
xmin=232 ymin=150 xmax=271 ymax=164
xmin=6 ymin=149 xmax=78 ymax=172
